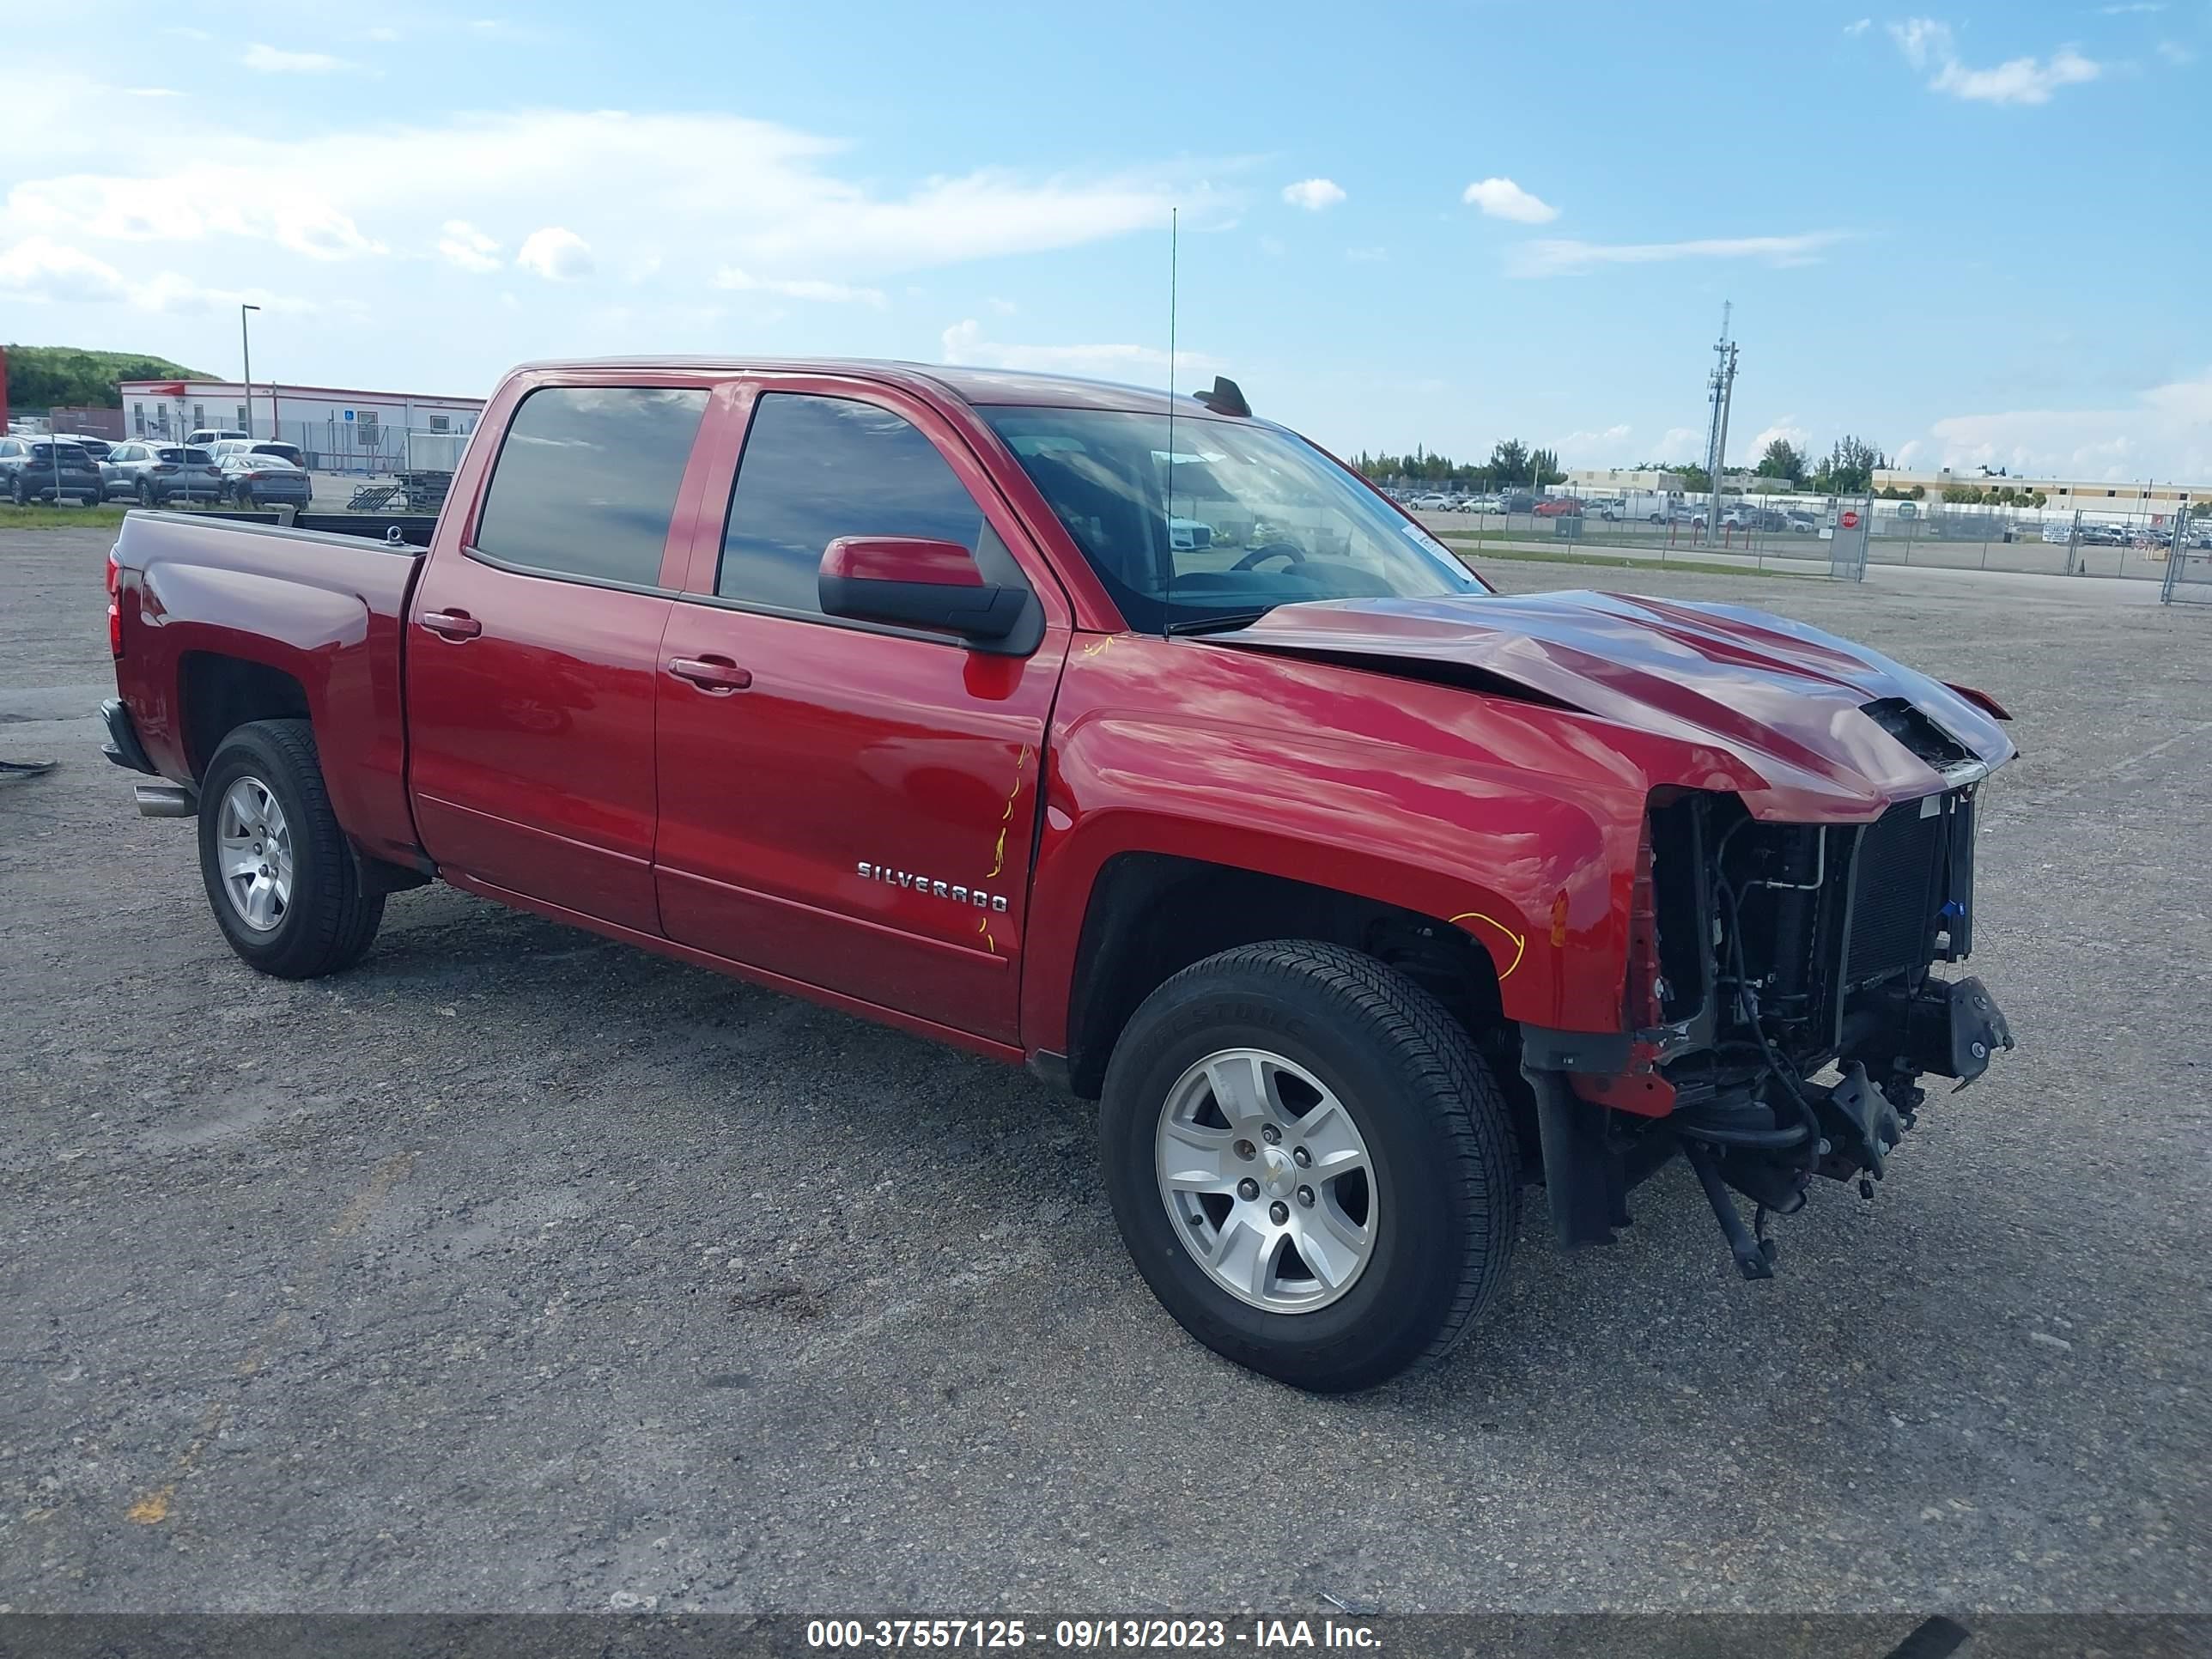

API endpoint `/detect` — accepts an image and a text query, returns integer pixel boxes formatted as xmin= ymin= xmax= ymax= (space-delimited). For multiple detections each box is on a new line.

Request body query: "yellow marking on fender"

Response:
xmin=977 ymin=916 xmax=996 ymax=955
xmin=1450 ymin=911 xmax=1526 ymax=980
xmin=983 ymin=746 xmax=1032 ymax=878
xmin=1079 ymin=635 xmax=1115 ymax=657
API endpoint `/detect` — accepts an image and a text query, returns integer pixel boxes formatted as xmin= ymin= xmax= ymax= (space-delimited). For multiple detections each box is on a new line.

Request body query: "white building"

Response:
xmin=115 ymin=378 xmax=487 ymax=471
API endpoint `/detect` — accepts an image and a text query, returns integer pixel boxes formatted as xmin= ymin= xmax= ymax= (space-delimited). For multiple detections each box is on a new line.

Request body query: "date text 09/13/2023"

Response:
xmin=804 ymin=1617 xmax=1380 ymax=1649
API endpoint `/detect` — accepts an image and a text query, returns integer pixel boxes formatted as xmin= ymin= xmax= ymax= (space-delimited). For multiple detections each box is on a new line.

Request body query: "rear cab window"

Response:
xmin=471 ymin=386 xmax=710 ymax=588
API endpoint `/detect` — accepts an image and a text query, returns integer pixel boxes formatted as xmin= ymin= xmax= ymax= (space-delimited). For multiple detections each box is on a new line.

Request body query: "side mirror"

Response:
xmin=818 ymin=537 xmax=1025 ymax=642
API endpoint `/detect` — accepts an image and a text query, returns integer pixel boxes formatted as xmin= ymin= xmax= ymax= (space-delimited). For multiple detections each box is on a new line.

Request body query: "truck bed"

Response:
xmin=109 ymin=510 xmax=428 ymax=867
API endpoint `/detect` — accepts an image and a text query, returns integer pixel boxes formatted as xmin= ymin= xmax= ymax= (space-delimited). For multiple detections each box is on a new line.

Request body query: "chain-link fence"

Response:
xmin=2161 ymin=512 xmax=2212 ymax=605
xmin=1413 ymin=492 xmax=2205 ymax=583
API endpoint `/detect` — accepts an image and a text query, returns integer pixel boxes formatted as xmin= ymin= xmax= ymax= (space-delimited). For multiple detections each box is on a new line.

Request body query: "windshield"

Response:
xmin=982 ymin=407 xmax=1482 ymax=631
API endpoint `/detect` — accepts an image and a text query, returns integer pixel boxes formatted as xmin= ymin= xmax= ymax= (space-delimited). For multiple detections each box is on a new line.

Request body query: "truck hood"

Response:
xmin=1218 ymin=591 xmax=2016 ymax=820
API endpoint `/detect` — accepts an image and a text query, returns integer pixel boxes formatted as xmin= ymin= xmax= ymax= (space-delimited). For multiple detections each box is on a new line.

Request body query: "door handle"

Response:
xmin=417 ymin=609 xmax=482 ymax=641
xmin=668 ymin=655 xmax=752 ymax=693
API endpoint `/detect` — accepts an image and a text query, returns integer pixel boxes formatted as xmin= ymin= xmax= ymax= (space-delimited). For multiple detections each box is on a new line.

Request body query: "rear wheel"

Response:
xmin=137 ymin=479 xmax=155 ymax=507
xmin=1101 ymin=940 xmax=1521 ymax=1392
xmin=197 ymin=720 xmax=384 ymax=978
xmin=9 ymin=477 xmax=22 ymax=507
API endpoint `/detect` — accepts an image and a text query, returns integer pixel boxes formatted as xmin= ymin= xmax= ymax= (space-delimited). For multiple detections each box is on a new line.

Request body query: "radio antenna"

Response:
xmin=1162 ymin=206 xmax=1177 ymax=639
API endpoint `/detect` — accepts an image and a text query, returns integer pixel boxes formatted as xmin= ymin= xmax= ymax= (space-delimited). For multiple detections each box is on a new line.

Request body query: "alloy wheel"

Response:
xmin=214 ymin=775 xmax=294 ymax=932
xmin=1154 ymin=1048 xmax=1378 ymax=1313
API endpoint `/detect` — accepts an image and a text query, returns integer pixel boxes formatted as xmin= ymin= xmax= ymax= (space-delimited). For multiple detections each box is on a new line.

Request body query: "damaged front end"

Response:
xmin=1523 ymin=751 xmax=2015 ymax=1281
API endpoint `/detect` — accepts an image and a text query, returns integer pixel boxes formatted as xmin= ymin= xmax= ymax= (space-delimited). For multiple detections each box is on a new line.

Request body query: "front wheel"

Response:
xmin=1101 ymin=941 xmax=1522 ymax=1392
xmin=197 ymin=720 xmax=385 ymax=978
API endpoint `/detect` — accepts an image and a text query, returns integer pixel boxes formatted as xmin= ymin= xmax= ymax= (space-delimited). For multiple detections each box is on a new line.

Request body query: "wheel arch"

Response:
xmin=1052 ymin=852 xmax=1523 ymax=1120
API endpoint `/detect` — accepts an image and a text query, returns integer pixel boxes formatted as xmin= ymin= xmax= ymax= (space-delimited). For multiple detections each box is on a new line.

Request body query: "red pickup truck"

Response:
xmin=101 ymin=358 xmax=2016 ymax=1391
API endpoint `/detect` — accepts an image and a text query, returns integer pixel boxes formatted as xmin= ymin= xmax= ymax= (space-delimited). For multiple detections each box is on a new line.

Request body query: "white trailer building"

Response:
xmin=115 ymin=378 xmax=487 ymax=472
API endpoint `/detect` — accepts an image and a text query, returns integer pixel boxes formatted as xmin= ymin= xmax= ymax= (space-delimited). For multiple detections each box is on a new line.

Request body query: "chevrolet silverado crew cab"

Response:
xmin=101 ymin=358 xmax=2017 ymax=1391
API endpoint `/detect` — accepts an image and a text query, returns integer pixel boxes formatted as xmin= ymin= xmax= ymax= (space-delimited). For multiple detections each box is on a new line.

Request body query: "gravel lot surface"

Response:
xmin=2 ymin=525 xmax=2205 ymax=1614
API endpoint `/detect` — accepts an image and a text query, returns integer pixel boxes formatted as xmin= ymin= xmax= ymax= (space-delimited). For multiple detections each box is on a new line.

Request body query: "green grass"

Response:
xmin=0 ymin=502 xmax=131 ymax=529
xmin=1451 ymin=544 xmax=1805 ymax=580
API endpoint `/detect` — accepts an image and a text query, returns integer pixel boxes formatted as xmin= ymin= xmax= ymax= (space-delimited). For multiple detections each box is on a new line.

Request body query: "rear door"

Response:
xmin=653 ymin=380 xmax=1072 ymax=1043
xmin=404 ymin=381 xmax=712 ymax=933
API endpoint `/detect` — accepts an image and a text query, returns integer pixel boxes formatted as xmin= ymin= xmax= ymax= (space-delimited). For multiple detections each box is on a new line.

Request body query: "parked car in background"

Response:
xmin=210 ymin=438 xmax=308 ymax=471
xmin=216 ymin=451 xmax=312 ymax=509
xmin=1533 ymin=496 xmax=1583 ymax=518
xmin=54 ymin=433 xmax=114 ymax=462
xmin=103 ymin=442 xmax=224 ymax=506
xmin=1787 ymin=511 xmax=1819 ymax=534
xmin=186 ymin=428 xmax=248 ymax=450
xmin=1 ymin=436 xmax=104 ymax=505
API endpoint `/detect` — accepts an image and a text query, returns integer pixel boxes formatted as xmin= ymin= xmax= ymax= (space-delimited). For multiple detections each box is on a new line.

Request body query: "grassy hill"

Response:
xmin=3 ymin=346 xmax=215 ymax=410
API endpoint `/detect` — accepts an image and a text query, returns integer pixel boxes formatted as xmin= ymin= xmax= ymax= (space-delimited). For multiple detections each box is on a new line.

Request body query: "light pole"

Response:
xmin=240 ymin=303 xmax=261 ymax=438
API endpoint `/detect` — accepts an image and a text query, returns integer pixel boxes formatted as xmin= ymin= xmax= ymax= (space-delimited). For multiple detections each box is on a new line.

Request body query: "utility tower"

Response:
xmin=1699 ymin=304 xmax=1739 ymax=546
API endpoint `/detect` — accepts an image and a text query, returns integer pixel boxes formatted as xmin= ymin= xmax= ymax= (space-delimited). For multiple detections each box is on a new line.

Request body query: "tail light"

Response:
xmin=1624 ymin=817 xmax=1661 ymax=1030
xmin=151 ymin=464 xmax=177 ymax=475
xmin=106 ymin=550 xmax=123 ymax=659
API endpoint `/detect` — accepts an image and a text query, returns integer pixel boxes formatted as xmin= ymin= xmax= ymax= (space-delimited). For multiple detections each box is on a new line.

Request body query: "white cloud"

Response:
xmin=3 ymin=109 xmax=1213 ymax=283
xmin=1508 ymin=230 xmax=1850 ymax=277
xmin=515 ymin=227 xmax=593 ymax=282
xmin=1888 ymin=17 xmax=1951 ymax=69
xmin=1932 ymin=46 xmax=2100 ymax=102
xmin=1660 ymin=427 xmax=1705 ymax=458
xmin=242 ymin=44 xmax=349 ymax=74
xmin=713 ymin=265 xmax=885 ymax=307
xmin=940 ymin=319 xmax=1218 ymax=381
xmin=1280 ymin=178 xmax=1346 ymax=211
xmin=1749 ymin=416 xmax=1811 ymax=453
xmin=1345 ymin=245 xmax=1389 ymax=263
xmin=2097 ymin=3 xmax=2164 ymax=13
xmin=131 ymin=273 xmax=324 ymax=315
xmin=124 ymin=88 xmax=183 ymax=99
xmin=0 ymin=234 xmax=322 ymax=314
xmin=2156 ymin=40 xmax=2197 ymax=65
xmin=1844 ymin=18 xmax=1871 ymax=35
xmin=1561 ymin=424 xmax=1633 ymax=457
xmin=1907 ymin=367 xmax=2212 ymax=480
xmin=1887 ymin=19 xmax=2104 ymax=104
xmin=437 ymin=220 xmax=502 ymax=273
xmin=987 ymin=295 xmax=1017 ymax=315
xmin=1461 ymin=177 xmax=1559 ymax=224
xmin=0 ymin=235 xmax=128 ymax=302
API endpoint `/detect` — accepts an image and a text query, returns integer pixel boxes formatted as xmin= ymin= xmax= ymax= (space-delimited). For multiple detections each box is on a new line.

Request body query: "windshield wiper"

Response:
xmin=1165 ymin=610 xmax=1271 ymax=635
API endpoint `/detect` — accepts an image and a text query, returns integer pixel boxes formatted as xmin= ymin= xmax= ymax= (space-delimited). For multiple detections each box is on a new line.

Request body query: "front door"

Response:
xmin=405 ymin=383 xmax=710 ymax=933
xmin=653 ymin=384 xmax=1071 ymax=1043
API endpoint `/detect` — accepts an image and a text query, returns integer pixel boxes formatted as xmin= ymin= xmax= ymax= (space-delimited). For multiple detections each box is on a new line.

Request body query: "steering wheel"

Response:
xmin=1231 ymin=541 xmax=1309 ymax=572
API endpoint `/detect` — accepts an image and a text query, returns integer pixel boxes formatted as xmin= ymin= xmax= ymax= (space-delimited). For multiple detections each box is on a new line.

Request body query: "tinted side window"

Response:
xmin=717 ymin=393 xmax=984 ymax=613
xmin=474 ymin=386 xmax=708 ymax=586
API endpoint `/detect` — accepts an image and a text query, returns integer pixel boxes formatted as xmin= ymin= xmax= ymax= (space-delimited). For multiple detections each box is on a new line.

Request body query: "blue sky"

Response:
xmin=4 ymin=1 xmax=2209 ymax=479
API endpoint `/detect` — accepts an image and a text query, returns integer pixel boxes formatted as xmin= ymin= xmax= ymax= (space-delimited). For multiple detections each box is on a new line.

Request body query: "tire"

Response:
xmin=9 ymin=477 xmax=21 ymax=507
xmin=196 ymin=720 xmax=385 ymax=979
xmin=239 ymin=487 xmax=257 ymax=510
xmin=137 ymin=479 xmax=155 ymax=507
xmin=1100 ymin=940 xmax=1522 ymax=1393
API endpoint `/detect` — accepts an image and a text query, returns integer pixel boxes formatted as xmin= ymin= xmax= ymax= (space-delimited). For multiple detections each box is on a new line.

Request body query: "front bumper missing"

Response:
xmin=1524 ymin=975 xmax=2017 ymax=1279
